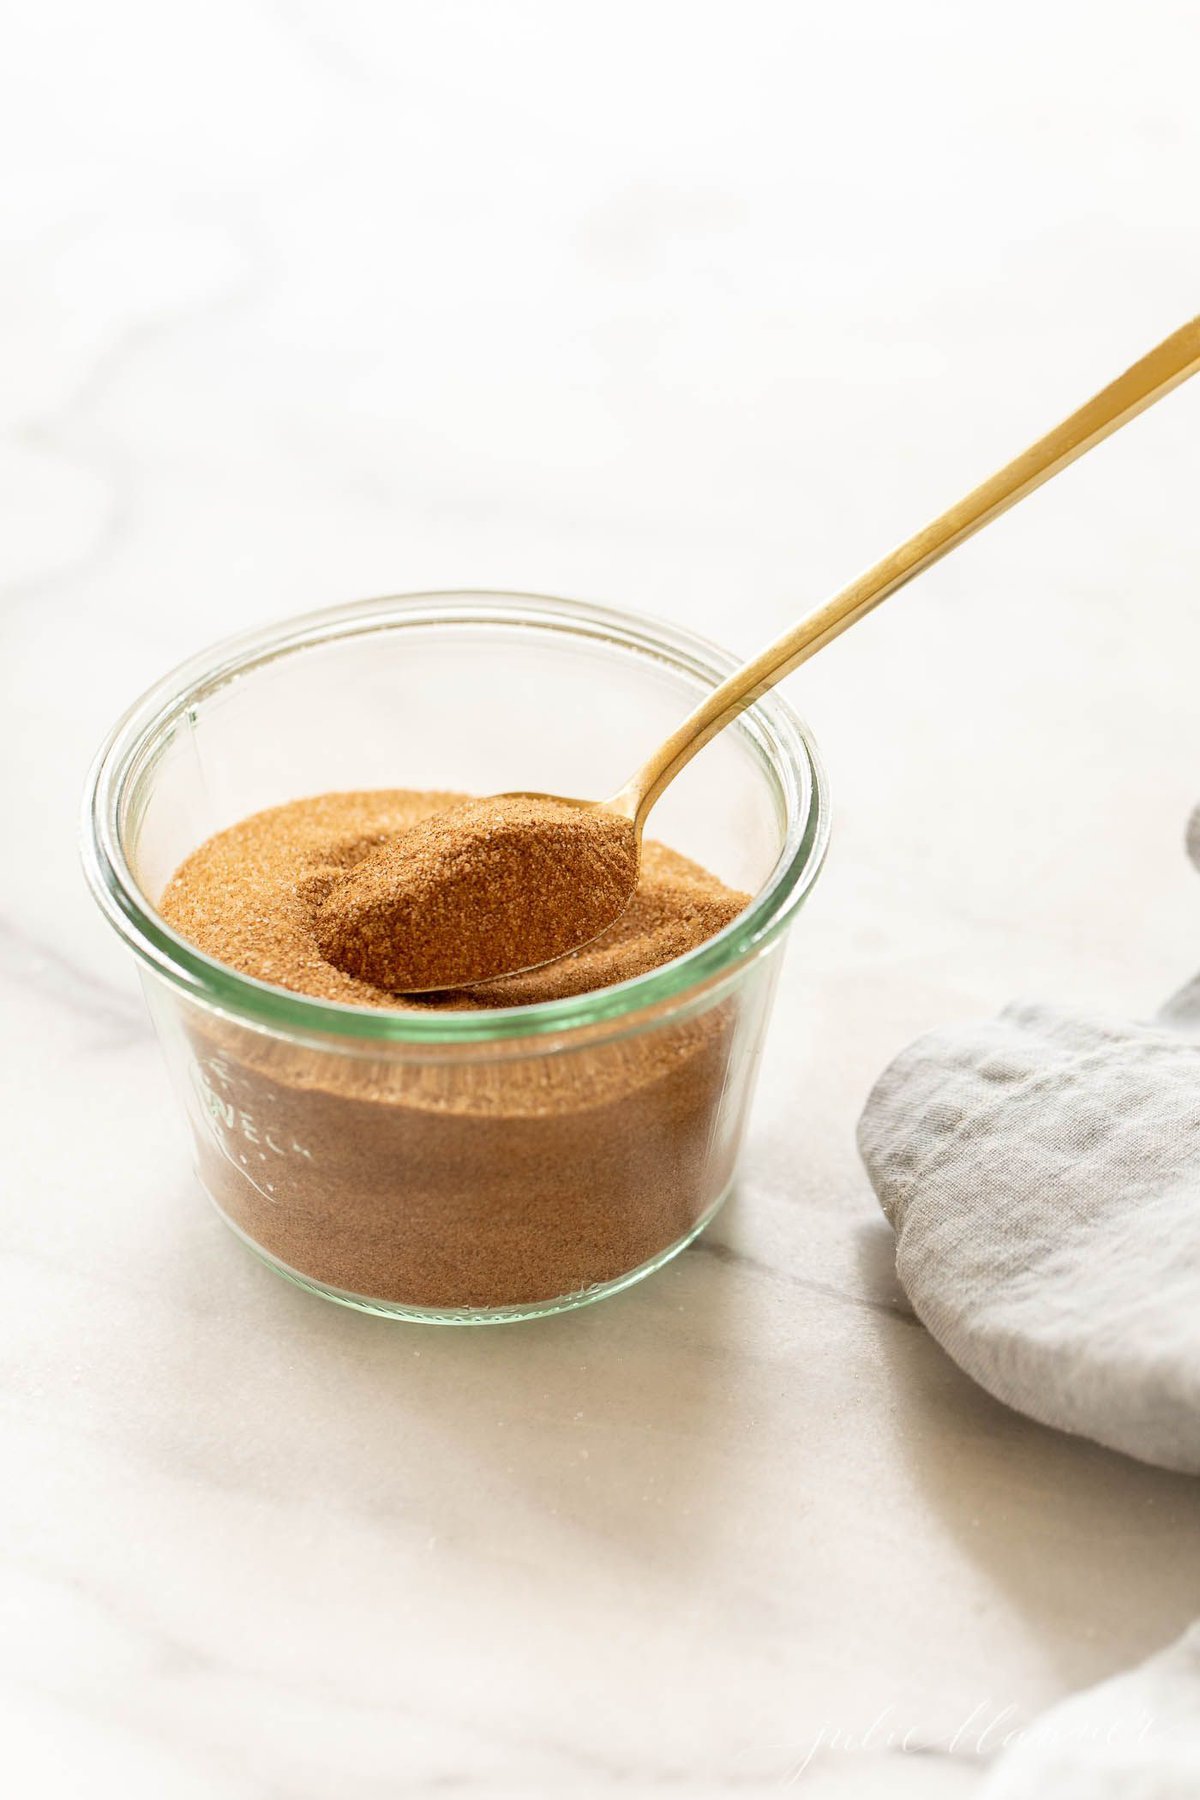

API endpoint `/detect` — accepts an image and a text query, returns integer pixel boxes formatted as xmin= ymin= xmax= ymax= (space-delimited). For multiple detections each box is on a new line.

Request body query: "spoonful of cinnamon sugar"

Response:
xmin=319 ymin=316 xmax=1200 ymax=994
xmin=316 ymin=795 xmax=638 ymax=993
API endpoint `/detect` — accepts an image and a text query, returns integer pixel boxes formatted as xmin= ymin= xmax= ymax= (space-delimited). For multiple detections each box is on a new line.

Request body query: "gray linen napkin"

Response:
xmin=857 ymin=812 xmax=1200 ymax=1795
xmin=980 ymin=1621 xmax=1200 ymax=1798
xmin=857 ymin=814 xmax=1200 ymax=1476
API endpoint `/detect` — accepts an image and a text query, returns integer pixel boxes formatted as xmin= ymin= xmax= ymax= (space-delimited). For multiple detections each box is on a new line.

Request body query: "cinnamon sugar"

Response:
xmin=161 ymin=789 xmax=743 ymax=1012
xmin=159 ymin=789 xmax=752 ymax=1313
xmin=314 ymin=795 xmax=638 ymax=992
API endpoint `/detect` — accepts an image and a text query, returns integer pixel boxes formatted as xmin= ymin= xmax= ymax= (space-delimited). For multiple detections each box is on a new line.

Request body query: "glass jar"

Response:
xmin=82 ymin=592 xmax=829 ymax=1323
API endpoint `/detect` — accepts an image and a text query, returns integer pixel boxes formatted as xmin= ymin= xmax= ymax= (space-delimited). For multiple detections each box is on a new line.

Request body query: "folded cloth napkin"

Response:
xmin=857 ymin=814 xmax=1200 ymax=1799
xmin=857 ymin=812 xmax=1200 ymax=1476
xmin=980 ymin=1620 xmax=1200 ymax=1798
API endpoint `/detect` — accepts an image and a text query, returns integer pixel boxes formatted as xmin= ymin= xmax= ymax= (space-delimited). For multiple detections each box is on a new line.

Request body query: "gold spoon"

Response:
xmin=324 ymin=315 xmax=1200 ymax=993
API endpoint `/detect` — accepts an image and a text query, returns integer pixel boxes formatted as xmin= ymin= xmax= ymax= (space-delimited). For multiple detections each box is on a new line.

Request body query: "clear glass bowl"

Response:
xmin=82 ymin=592 xmax=829 ymax=1323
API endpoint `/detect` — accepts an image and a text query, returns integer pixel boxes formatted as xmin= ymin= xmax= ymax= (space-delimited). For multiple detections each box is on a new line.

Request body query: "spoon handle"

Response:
xmin=615 ymin=314 xmax=1200 ymax=825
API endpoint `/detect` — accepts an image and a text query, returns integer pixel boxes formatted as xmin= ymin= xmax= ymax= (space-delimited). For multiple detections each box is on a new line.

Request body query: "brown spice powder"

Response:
xmin=160 ymin=789 xmax=752 ymax=1312
xmin=314 ymin=794 xmax=639 ymax=992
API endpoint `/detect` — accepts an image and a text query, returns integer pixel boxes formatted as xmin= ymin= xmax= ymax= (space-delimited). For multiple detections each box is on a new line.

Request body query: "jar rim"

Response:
xmin=81 ymin=591 xmax=830 ymax=1044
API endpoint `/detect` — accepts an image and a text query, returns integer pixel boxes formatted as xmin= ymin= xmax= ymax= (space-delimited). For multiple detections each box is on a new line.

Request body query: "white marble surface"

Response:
xmin=4 ymin=3 xmax=1200 ymax=1794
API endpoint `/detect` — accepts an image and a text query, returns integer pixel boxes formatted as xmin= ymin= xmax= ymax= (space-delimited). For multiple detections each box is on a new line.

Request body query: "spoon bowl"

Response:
xmin=315 ymin=790 xmax=639 ymax=993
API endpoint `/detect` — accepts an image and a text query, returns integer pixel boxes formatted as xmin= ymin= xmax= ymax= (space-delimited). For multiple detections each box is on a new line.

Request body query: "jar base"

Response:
xmin=207 ymin=1183 xmax=734 ymax=1324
